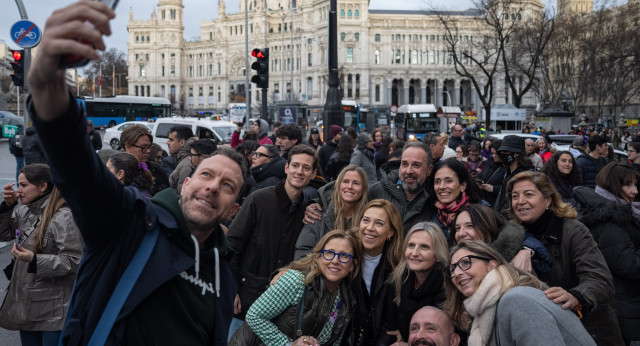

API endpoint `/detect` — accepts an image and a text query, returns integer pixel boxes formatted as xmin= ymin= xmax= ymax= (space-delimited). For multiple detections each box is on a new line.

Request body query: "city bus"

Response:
xmin=78 ymin=96 xmax=172 ymax=128
xmin=398 ymin=104 xmax=438 ymax=141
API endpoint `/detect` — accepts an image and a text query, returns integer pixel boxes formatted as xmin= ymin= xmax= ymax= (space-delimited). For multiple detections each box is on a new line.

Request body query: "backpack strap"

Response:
xmin=87 ymin=227 xmax=159 ymax=345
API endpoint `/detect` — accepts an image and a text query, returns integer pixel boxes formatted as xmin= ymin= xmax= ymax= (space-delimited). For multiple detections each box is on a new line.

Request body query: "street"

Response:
xmin=0 ymin=138 xmax=21 ymax=345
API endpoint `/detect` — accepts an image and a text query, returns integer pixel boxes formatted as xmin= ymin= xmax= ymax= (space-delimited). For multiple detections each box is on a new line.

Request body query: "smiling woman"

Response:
xmin=443 ymin=241 xmax=596 ymax=346
xmin=229 ymin=230 xmax=362 ymax=346
xmin=506 ymin=171 xmax=625 ymax=345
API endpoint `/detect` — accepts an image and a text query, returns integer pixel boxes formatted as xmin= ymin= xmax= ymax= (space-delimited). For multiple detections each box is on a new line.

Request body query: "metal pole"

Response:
xmin=290 ymin=15 xmax=294 ymax=101
xmin=281 ymin=11 xmax=286 ymax=102
xmin=14 ymin=0 xmax=31 ymax=126
xmin=264 ymin=0 xmax=268 ymax=47
xmin=323 ymin=0 xmax=343 ymax=141
xmin=244 ymin=0 xmax=250 ymax=122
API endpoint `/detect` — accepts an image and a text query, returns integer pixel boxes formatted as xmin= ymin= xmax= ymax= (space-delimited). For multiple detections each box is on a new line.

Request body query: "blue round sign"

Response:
xmin=10 ymin=20 xmax=42 ymax=48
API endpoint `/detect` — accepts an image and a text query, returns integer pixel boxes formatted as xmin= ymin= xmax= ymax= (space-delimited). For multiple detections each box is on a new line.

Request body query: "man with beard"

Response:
xmin=26 ymin=2 xmax=247 ymax=344
xmin=369 ymin=141 xmax=436 ymax=234
xmin=408 ymin=307 xmax=460 ymax=346
xmin=304 ymin=141 xmax=436 ymax=234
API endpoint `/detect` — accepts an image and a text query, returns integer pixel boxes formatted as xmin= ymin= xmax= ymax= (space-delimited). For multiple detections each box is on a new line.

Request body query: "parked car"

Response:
xmin=485 ymin=133 xmax=542 ymax=142
xmin=151 ymin=117 xmax=235 ymax=152
xmin=103 ymin=121 xmax=155 ymax=150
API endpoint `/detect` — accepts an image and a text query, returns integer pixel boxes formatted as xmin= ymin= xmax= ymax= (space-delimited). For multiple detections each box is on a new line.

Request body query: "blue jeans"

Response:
xmin=15 ymin=156 xmax=24 ymax=183
xmin=19 ymin=330 xmax=62 ymax=346
xmin=227 ymin=317 xmax=244 ymax=342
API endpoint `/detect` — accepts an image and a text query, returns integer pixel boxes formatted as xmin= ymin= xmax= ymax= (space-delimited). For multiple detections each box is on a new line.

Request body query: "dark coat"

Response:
xmin=376 ymin=266 xmax=446 ymax=345
xmin=227 ymin=180 xmax=308 ymax=318
xmin=318 ymin=141 xmax=338 ymax=174
xmin=523 ymin=213 xmax=624 ymax=346
xmin=22 ymin=127 xmax=46 ymax=165
xmin=249 ymin=157 xmax=286 ymax=193
xmin=350 ymin=256 xmax=394 ymax=346
xmin=576 ymin=154 xmax=607 ymax=189
xmin=29 ymin=96 xmax=237 ymax=346
xmin=575 ymin=186 xmax=640 ymax=341
xmin=88 ymin=129 xmax=102 ymax=150
xmin=368 ymin=160 xmax=436 ymax=234
xmin=448 ymin=135 xmax=465 ymax=150
xmin=325 ymin=152 xmax=350 ymax=182
xmin=477 ymin=161 xmax=506 ymax=207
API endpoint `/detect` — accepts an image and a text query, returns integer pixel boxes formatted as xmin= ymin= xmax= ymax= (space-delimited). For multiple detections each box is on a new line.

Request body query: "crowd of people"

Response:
xmin=1 ymin=2 xmax=639 ymax=346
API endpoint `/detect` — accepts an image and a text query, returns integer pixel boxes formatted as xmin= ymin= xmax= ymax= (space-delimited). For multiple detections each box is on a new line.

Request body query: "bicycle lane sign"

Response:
xmin=10 ymin=20 xmax=42 ymax=48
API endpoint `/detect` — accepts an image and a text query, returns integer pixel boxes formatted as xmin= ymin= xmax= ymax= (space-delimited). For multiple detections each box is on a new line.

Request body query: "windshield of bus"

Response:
xmin=405 ymin=113 xmax=438 ymax=133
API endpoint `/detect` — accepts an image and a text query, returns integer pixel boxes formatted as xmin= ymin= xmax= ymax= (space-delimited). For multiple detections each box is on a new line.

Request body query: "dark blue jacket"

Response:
xmin=576 ymin=154 xmax=606 ymax=189
xmin=30 ymin=95 xmax=237 ymax=345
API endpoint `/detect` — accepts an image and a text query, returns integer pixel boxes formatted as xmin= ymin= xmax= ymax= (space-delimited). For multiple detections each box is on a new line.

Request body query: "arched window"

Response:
xmin=374 ymin=49 xmax=380 ymax=64
xmin=348 ymin=10 xmax=352 ymax=18
xmin=355 ymin=10 xmax=359 ymax=17
xmin=340 ymin=9 xmax=345 ymax=17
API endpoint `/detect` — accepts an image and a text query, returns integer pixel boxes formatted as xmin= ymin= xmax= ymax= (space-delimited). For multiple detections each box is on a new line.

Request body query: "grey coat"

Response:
xmin=294 ymin=208 xmax=337 ymax=260
xmin=0 ymin=195 xmax=83 ymax=331
xmin=350 ymin=149 xmax=377 ymax=184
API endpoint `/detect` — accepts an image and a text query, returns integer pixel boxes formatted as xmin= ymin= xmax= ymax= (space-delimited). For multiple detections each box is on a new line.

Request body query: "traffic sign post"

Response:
xmin=10 ymin=20 xmax=41 ymax=48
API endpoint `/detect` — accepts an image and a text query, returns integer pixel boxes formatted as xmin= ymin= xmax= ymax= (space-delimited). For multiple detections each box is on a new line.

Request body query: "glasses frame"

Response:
xmin=131 ymin=144 xmax=151 ymax=152
xmin=445 ymin=255 xmax=491 ymax=277
xmin=251 ymin=151 xmax=271 ymax=159
xmin=320 ymin=249 xmax=353 ymax=264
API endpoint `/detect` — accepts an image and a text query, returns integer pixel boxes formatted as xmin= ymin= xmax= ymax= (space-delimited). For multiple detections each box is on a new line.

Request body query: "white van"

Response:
xmin=152 ymin=117 xmax=236 ymax=152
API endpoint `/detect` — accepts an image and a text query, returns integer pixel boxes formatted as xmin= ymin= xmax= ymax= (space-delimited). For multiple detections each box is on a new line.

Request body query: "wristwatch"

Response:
xmin=522 ymin=246 xmax=535 ymax=257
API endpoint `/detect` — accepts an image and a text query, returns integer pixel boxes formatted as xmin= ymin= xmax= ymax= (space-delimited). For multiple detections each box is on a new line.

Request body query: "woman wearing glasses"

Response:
xmin=506 ymin=171 xmax=625 ymax=345
xmin=295 ymin=166 xmax=368 ymax=259
xmin=350 ymin=199 xmax=404 ymax=345
xmin=377 ymin=222 xmax=449 ymax=345
xmin=230 ymin=230 xmax=361 ymax=346
xmin=120 ymin=125 xmax=169 ymax=195
xmin=443 ymin=241 xmax=595 ymax=346
xmin=574 ymin=162 xmax=640 ymax=345
xmin=249 ymin=144 xmax=286 ymax=193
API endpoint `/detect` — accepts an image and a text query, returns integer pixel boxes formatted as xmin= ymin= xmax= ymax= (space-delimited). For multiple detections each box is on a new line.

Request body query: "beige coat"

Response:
xmin=0 ymin=195 xmax=83 ymax=331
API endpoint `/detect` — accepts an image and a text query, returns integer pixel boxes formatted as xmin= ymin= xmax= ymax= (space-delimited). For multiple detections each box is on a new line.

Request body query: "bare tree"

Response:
xmin=83 ymin=48 xmax=128 ymax=96
xmin=502 ymin=7 xmax=555 ymax=108
xmin=437 ymin=5 xmax=502 ymax=126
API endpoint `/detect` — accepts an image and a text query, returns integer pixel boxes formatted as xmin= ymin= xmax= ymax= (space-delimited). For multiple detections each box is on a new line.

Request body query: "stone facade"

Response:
xmin=127 ymin=0 xmax=544 ymax=116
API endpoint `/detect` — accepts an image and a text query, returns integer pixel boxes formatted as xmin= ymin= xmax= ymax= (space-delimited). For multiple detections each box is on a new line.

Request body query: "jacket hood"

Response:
xmin=251 ymin=156 xmax=286 ymax=183
xmin=379 ymin=160 xmax=401 ymax=184
xmin=574 ymin=186 xmax=635 ymax=227
xmin=175 ymin=137 xmax=198 ymax=163
xmin=256 ymin=119 xmax=269 ymax=138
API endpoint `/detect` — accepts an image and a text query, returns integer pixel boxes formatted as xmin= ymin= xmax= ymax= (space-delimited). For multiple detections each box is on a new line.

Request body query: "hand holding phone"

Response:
xmin=60 ymin=0 xmax=120 ymax=69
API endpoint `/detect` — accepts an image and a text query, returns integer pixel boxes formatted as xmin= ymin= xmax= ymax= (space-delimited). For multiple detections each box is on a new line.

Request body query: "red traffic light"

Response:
xmin=251 ymin=49 xmax=266 ymax=59
xmin=12 ymin=50 xmax=22 ymax=61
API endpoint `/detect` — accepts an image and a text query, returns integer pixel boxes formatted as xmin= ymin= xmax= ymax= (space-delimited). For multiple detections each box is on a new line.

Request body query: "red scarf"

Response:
xmin=435 ymin=191 xmax=470 ymax=227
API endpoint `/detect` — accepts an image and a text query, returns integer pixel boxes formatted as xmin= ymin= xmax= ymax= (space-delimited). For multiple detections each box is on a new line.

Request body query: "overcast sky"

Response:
xmin=2 ymin=0 xmax=561 ymax=56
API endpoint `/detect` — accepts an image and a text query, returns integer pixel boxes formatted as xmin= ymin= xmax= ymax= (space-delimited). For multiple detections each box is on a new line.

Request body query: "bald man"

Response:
xmin=408 ymin=307 xmax=460 ymax=346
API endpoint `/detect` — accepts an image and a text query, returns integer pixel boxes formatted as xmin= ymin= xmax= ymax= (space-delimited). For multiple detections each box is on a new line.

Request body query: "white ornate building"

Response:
xmin=127 ymin=0 xmax=544 ymax=119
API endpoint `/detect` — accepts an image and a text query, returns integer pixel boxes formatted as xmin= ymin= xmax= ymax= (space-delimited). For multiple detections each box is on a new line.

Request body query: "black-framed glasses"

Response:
xmin=131 ymin=144 xmax=151 ymax=152
xmin=321 ymin=250 xmax=353 ymax=264
xmin=252 ymin=151 xmax=270 ymax=158
xmin=190 ymin=152 xmax=203 ymax=157
xmin=445 ymin=255 xmax=491 ymax=277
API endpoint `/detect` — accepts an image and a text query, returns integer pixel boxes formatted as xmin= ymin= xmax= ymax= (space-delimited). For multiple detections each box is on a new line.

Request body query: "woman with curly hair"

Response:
xmin=106 ymin=152 xmax=155 ymax=198
xmin=541 ymin=150 xmax=583 ymax=207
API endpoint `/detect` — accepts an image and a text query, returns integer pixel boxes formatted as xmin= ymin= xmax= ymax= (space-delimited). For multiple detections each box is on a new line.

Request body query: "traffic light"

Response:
xmin=250 ymin=48 xmax=269 ymax=89
xmin=9 ymin=49 xmax=25 ymax=87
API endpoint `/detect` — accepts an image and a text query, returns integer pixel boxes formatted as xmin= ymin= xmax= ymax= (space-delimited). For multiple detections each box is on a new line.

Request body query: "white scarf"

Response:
xmin=463 ymin=266 xmax=513 ymax=346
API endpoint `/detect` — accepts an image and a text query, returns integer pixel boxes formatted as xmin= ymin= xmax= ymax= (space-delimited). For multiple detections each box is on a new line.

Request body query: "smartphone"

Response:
xmin=60 ymin=0 xmax=120 ymax=69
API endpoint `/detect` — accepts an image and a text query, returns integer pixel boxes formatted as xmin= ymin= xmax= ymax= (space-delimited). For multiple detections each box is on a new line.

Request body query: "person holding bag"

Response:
xmin=230 ymin=230 xmax=361 ymax=345
xmin=0 ymin=164 xmax=83 ymax=346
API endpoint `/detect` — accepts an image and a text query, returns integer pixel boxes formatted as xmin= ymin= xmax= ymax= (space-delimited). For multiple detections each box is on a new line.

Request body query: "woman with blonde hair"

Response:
xmin=377 ymin=222 xmax=449 ymax=345
xmin=506 ymin=171 xmax=624 ymax=345
xmin=231 ymin=230 xmax=362 ymax=345
xmin=295 ymin=166 xmax=369 ymax=259
xmin=444 ymin=241 xmax=595 ymax=346
xmin=0 ymin=164 xmax=83 ymax=345
xmin=350 ymin=199 xmax=404 ymax=345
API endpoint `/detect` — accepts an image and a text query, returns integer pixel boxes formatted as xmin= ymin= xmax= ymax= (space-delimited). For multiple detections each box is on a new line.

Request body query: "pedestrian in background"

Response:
xmin=0 ymin=164 xmax=83 ymax=345
xmin=306 ymin=127 xmax=323 ymax=151
xmin=8 ymin=125 xmax=24 ymax=183
xmin=86 ymin=120 xmax=102 ymax=150
xmin=541 ymin=150 xmax=583 ymax=207
xmin=325 ymin=135 xmax=354 ymax=182
xmin=106 ymin=152 xmax=155 ymax=198
xmin=350 ymin=133 xmax=377 ymax=184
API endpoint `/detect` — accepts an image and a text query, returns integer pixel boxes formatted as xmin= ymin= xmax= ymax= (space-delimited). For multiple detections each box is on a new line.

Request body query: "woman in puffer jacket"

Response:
xmin=0 ymin=163 xmax=83 ymax=345
xmin=575 ymin=162 xmax=640 ymax=346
